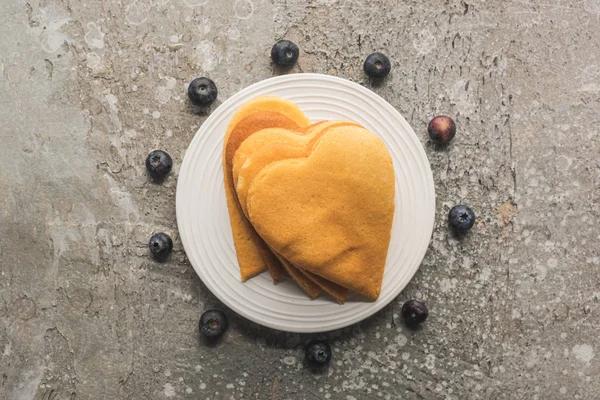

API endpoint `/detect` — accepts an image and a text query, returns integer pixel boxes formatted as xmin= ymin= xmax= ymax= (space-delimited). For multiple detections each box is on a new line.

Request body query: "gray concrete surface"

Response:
xmin=1 ymin=0 xmax=599 ymax=398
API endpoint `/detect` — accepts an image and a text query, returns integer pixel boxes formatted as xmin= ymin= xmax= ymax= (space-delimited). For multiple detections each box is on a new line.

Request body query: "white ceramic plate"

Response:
xmin=176 ymin=74 xmax=435 ymax=333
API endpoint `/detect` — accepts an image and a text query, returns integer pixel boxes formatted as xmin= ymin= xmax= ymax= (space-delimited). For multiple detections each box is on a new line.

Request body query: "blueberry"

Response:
xmin=402 ymin=299 xmax=429 ymax=326
xmin=271 ymin=40 xmax=299 ymax=67
xmin=188 ymin=77 xmax=218 ymax=107
xmin=363 ymin=52 xmax=391 ymax=79
xmin=149 ymin=232 xmax=173 ymax=261
xmin=146 ymin=150 xmax=173 ymax=181
xmin=448 ymin=204 xmax=475 ymax=233
xmin=305 ymin=340 xmax=332 ymax=367
xmin=199 ymin=310 xmax=228 ymax=338
xmin=428 ymin=116 xmax=456 ymax=144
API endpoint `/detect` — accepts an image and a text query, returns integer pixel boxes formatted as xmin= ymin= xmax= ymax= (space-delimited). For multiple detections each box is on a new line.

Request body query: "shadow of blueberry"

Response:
xmin=367 ymin=76 xmax=388 ymax=88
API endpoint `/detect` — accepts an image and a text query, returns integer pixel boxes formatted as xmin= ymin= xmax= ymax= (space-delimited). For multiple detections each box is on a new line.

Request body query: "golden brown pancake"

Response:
xmin=230 ymin=124 xmax=327 ymax=298
xmin=233 ymin=122 xmax=359 ymax=303
xmin=223 ymin=96 xmax=310 ymax=281
xmin=246 ymin=125 xmax=395 ymax=301
xmin=236 ymin=141 xmax=347 ymax=302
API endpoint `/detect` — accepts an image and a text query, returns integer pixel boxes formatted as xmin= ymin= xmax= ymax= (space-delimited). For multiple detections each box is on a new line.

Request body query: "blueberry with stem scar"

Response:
xmin=149 ymin=232 xmax=173 ymax=261
xmin=448 ymin=204 xmax=475 ymax=233
xmin=305 ymin=340 xmax=332 ymax=367
xmin=188 ymin=77 xmax=218 ymax=107
xmin=199 ymin=310 xmax=228 ymax=338
xmin=364 ymin=52 xmax=391 ymax=79
xmin=145 ymin=150 xmax=173 ymax=181
xmin=271 ymin=40 xmax=299 ymax=67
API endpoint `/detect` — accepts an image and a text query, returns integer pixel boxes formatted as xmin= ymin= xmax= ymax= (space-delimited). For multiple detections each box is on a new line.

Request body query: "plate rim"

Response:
xmin=176 ymin=73 xmax=435 ymax=333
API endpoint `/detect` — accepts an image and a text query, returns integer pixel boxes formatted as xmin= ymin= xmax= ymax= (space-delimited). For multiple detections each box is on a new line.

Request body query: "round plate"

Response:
xmin=176 ymin=74 xmax=435 ymax=333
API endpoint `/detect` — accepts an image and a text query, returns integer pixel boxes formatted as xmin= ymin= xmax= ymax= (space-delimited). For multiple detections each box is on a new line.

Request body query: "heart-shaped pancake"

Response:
xmin=233 ymin=121 xmax=359 ymax=303
xmin=234 ymin=121 xmax=359 ymax=215
xmin=236 ymin=143 xmax=348 ymax=303
xmin=246 ymin=125 xmax=395 ymax=301
xmin=223 ymin=96 xmax=310 ymax=282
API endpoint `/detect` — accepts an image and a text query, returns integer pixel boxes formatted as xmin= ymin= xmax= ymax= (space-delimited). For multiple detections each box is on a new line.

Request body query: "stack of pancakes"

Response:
xmin=222 ymin=96 xmax=395 ymax=303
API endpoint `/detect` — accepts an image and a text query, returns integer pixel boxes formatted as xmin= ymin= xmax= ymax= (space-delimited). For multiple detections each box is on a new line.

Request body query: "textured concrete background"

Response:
xmin=1 ymin=0 xmax=600 ymax=399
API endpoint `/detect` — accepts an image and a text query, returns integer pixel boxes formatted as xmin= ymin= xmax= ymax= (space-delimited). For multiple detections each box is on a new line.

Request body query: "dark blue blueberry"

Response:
xmin=428 ymin=116 xmax=456 ymax=144
xmin=149 ymin=232 xmax=173 ymax=261
xmin=448 ymin=205 xmax=476 ymax=233
xmin=271 ymin=40 xmax=299 ymax=67
xmin=363 ymin=52 xmax=391 ymax=79
xmin=402 ymin=299 xmax=429 ymax=326
xmin=305 ymin=340 xmax=331 ymax=366
xmin=199 ymin=310 xmax=228 ymax=338
xmin=188 ymin=77 xmax=218 ymax=107
xmin=145 ymin=150 xmax=173 ymax=181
